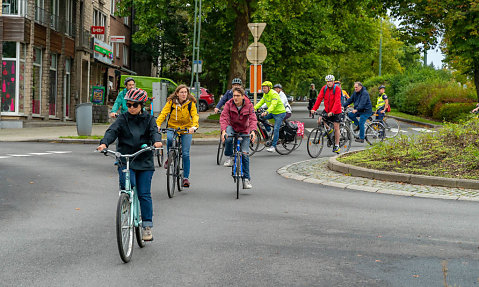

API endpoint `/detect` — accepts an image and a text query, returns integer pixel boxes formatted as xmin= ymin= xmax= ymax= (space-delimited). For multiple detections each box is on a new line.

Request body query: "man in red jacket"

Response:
xmin=310 ymin=74 xmax=343 ymax=153
xmin=220 ymin=87 xmax=257 ymax=189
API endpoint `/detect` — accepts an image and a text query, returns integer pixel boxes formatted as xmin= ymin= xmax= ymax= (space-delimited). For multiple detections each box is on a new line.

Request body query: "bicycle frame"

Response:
xmin=232 ymin=135 xmax=245 ymax=180
xmin=121 ymin=159 xmax=142 ymax=229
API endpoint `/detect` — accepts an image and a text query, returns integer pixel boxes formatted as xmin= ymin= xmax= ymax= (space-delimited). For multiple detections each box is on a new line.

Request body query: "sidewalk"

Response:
xmin=0 ymin=111 xmax=220 ymax=144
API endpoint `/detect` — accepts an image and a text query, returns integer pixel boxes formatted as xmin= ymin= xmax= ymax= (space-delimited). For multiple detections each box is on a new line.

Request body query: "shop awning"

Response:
xmin=120 ymin=66 xmax=137 ymax=75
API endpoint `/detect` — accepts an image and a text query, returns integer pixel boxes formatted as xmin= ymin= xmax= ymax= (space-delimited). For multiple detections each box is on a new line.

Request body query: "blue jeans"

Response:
xmin=166 ymin=130 xmax=193 ymax=179
xmin=224 ymin=126 xmax=251 ymax=180
xmin=118 ymin=168 xmax=154 ymax=228
xmin=375 ymin=106 xmax=385 ymax=121
xmin=348 ymin=111 xmax=372 ymax=139
xmin=264 ymin=112 xmax=286 ymax=147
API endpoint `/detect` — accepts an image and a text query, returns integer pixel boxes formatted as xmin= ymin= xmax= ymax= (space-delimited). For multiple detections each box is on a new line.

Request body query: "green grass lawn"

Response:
xmin=388 ymin=109 xmax=444 ymax=126
xmin=60 ymin=135 xmax=103 ymax=139
xmin=338 ymin=116 xmax=479 ymax=180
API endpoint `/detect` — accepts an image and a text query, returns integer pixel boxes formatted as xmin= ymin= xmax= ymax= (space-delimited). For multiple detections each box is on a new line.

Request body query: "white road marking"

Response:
xmin=0 ymin=156 xmax=11 ymax=159
xmin=411 ymin=128 xmax=435 ymax=133
xmin=7 ymin=154 xmax=32 ymax=157
xmin=29 ymin=153 xmax=52 ymax=155
xmin=45 ymin=151 xmax=72 ymax=154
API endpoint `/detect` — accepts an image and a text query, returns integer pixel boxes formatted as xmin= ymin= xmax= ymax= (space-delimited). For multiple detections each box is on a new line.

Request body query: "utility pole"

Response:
xmin=378 ymin=18 xmax=382 ymax=76
xmin=190 ymin=0 xmax=202 ymax=99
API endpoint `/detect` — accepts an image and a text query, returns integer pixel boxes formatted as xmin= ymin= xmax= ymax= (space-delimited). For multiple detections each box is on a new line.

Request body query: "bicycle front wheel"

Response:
xmin=365 ymin=122 xmax=386 ymax=145
xmin=166 ymin=151 xmax=176 ymax=198
xmin=116 ymin=193 xmax=134 ymax=263
xmin=177 ymin=155 xmax=184 ymax=192
xmin=383 ymin=116 xmax=400 ymax=138
xmin=216 ymin=137 xmax=225 ymax=165
xmin=307 ymin=127 xmax=325 ymax=158
xmin=135 ymin=200 xmax=146 ymax=248
xmin=156 ymin=149 xmax=163 ymax=167
xmin=236 ymin=155 xmax=241 ymax=199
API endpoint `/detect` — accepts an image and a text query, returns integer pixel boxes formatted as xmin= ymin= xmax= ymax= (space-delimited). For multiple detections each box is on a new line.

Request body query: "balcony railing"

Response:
xmin=32 ymin=5 xmax=76 ymax=38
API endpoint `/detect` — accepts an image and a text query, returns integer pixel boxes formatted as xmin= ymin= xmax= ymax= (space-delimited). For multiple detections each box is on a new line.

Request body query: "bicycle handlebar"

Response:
xmin=97 ymin=146 xmax=162 ymax=159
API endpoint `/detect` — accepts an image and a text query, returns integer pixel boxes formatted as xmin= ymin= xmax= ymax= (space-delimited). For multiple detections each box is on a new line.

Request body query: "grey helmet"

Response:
xmin=273 ymin=84 xmax=283 ymax=89
xmin=231 ymin=78 xmax=242 ymax=85
xmin=124 ymin=77 xmax=135 ymax=86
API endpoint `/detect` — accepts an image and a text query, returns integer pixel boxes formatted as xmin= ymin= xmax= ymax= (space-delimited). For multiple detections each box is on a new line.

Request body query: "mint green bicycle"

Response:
xmin=99 ymin=145 xmax=162 ymax=263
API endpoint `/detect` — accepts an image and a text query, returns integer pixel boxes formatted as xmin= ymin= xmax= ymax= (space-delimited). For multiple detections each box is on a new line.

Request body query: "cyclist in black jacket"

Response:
xmin=97 ymin=88 xmax=162 ymax=241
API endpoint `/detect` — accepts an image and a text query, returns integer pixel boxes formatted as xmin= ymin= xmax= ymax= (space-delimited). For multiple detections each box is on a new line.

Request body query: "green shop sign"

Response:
xmin=94 ymin=44 xmax=112 ymax=57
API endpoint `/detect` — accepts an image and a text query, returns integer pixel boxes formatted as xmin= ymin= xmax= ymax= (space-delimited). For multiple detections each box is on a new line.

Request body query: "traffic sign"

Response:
xmin=247 ymin=23 xmax=266 ymax=42
xmin=246 ymin=42 xmax=267 ymax=64
xmin=193 ymin=60 xmax=202 ymax=73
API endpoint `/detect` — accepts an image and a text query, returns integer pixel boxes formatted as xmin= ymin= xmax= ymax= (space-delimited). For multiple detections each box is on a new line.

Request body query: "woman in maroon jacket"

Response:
xmin=220 ymin=86 xmax=257 ymax=189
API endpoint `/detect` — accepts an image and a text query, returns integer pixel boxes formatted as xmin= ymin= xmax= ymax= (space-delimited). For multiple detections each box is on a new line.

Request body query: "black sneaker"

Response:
xmin=355 ymin=138 xmax=364 ymax=143
xmin=333 ymin=145 xmax=341 ymax=154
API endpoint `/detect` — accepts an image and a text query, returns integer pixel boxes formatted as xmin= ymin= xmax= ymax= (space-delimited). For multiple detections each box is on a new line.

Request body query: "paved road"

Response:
xmin=1 ymin=142 xmax=478 ymax=286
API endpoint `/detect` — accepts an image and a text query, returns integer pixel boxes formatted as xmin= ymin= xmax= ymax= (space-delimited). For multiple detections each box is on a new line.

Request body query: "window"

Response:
xmin=49 ymin=54 xmax=57 ymax=116
xmin=115 ymin=43 xmax=120 ymax=58
xmin=110 ymin=0 xmax=115 ymax=15
xmin=124 ymin=16 xmax=129 ymax=26
xmin=35 ymin=0 xmax=45 ymax=24
xmin=1 ymin=42 xmax=18 ymax=113
xmin=64 ymin=58 xmax=71 ymax=118
xmin=65 ymin=0 xmax=74 ymax=36
xmin=123 ymin=45 xmax=128 ymax=66
xmin=50 ymin=0 xmax=59 ymax=30
xmin=32 ymin=48 xmax=42 ymax=115
xmin=2 ymin=0 xmax=27 ymax=16
xmin=93 ymin=9 xmax=107 ymax=41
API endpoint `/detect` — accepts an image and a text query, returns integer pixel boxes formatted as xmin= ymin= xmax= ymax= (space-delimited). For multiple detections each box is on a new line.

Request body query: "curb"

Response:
xmin=387 ymin=115 xmax=442 ymax=128
xmin=328 ymin=155 xmax=479 ymax=190
xmin=276 ymin=159 xmax=479 ymax=202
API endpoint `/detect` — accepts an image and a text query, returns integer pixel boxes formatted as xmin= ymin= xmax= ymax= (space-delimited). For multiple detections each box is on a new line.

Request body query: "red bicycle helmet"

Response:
xmin=124 ymin=88 xmax=148 ymax=103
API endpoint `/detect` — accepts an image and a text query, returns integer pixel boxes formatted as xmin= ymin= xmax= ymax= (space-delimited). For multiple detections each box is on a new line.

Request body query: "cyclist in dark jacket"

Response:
xmin=98 ymin=88 xmax=162 ymax=241
xmin=342 ymin=82 xmax=372 ymax=143
xmin=214 ymin=78 xmax=243 ymax=113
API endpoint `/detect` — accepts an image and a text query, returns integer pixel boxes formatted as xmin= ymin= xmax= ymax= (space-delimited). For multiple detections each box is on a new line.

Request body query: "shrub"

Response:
xmin=432 ymin=102 xmax=476 ymax=122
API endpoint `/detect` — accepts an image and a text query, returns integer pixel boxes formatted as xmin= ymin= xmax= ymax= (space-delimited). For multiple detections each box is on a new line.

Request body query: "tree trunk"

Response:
xmin=228 ymin=1 xmax=251 ymax=89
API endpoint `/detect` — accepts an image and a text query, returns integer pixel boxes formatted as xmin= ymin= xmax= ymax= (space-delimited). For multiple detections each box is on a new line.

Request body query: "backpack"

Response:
xmin=322 ymin=84 xmax=345 ymax=105
xmin=290 ymin=121 xmax=304 ymax=138
xmin=279 ymin=121 xmax=298 ymax=142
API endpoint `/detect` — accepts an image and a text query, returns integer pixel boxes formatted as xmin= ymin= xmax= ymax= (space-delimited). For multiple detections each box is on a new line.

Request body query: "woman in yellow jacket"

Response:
xmin=156 ymin=84 xmax=199 ymax=187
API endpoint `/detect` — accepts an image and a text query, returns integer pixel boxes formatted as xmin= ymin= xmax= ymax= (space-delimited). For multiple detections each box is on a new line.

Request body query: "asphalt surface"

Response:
xmin=1 ymin=141 xmax=479 ymax=287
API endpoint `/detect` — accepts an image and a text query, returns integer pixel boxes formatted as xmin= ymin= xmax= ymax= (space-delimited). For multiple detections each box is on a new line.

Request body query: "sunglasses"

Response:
xmin=126 ymin=103 xmax=140 ymax=108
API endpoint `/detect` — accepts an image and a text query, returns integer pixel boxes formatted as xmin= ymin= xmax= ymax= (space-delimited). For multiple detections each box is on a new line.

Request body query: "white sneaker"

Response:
xmin=224 ymin=157 xmax=234 ymax=167
xmin=266 ymin=147 xmax=275 ymax=153
xmin=142 ymin=227 xmax=153 ymax=241
xmin=243 ymin=179 xmax=252 ymax=189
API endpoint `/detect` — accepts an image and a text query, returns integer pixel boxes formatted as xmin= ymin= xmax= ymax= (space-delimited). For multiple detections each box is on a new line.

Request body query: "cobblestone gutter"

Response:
xmin=278 ymin=157 xmax=479 ymax=202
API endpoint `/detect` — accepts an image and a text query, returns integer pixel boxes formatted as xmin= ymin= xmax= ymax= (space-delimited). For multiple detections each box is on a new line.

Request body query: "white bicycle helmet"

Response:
xmin=325 ymin=75 xmax=335 ymax=82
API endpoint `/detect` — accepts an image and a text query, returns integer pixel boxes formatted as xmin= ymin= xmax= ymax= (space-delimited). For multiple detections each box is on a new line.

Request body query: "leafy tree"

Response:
xmin=388 ymin=0 xmax=479 ymax=101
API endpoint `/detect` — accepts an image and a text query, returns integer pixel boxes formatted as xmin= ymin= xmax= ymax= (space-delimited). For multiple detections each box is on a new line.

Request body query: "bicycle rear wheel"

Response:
xmin=293 ymin=134 xmax=303 ymax=150
xmin=383 ymin=116 xmax=400 ymax=138
xmin=307 ymin=127 xmax=325 ymax=158
xmin=365 ymin=122 xmax=386 ymax=145
xmin=216 ymin=137 xmax=225 ymax=165
xmin=275 ymin=134 xmax=297 ymax=155
xmin=166 ymin=151 xmax=176 ymax=198
xmin=116 ymin=193 xmax=134 ymax=263
xmin=339 ymin=124 xmax=353 ymax=153
xmin=249 ymin=130 xmax=261 ymax=156
xmin=177 ymin=155 xmax=184 ymax=192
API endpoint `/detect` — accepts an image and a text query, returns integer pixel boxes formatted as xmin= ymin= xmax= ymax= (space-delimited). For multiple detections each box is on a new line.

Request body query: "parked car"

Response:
xmin=191 ymin=87 xmax=215 ymax=112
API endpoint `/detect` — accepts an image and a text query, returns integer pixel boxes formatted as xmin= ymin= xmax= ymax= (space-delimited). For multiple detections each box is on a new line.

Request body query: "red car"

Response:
xmin=191 ymin=87 xmax=215 ymax=112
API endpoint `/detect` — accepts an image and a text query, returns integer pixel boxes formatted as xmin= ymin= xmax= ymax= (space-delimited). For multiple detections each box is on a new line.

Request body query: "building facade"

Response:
xmin=0 ymin=0 xmax=141 ymax=124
